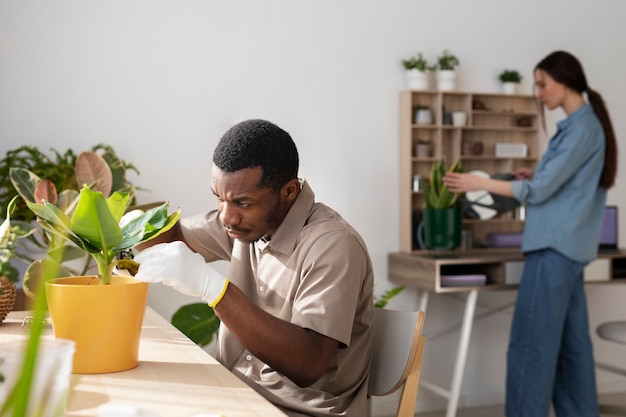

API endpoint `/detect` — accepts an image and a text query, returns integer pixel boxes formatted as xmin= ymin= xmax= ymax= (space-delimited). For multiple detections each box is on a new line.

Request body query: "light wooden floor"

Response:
xmin=412 ymin=392 xmax=626 ymax=417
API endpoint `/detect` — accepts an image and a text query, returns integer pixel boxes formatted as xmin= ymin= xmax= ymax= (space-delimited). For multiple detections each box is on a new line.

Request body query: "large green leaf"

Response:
xmin=120 ymin=205 xmax=180 ymax=250
xmin=171 ymin=303 xmax=220 ymax=347
xmin=9 ymin=167 xmax=42 ymax=204
xmin=71 ymin=186 xmax=123 ymax=252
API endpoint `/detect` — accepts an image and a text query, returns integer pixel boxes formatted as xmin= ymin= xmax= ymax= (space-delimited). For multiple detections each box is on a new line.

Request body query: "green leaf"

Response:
xmin=374 ymin=286 xmax=405 ymax=308
xmin=9 ymin=167 xmax=42 ymax=204
xmin=119 ymin=204 xmax=180 ymax=250
xmin=171 ymin=303 xmax=220 ymax=347
xmin=71 ymin=186 xmax=123 ymax=252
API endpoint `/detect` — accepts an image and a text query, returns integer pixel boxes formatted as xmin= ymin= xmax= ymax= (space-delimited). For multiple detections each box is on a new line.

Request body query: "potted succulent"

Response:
xmin=418 ymin=160 xmax=464 ymax=251
xmin=435 ymin=49 xmax=460 ymax=91
xmin=402 ymin=53 xmax=435 ymax=90
xmin=9 ymin=152 xmax=181 ymax=374
xmin=499 ymin=69 xmax=523 ymax=94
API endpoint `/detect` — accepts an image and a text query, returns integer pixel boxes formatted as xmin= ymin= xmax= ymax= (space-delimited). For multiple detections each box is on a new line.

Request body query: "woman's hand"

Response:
xmin=513 ymin=167 xmax=534 ymax=180
xmin=442 ymin=172 xmax=484 ymax=193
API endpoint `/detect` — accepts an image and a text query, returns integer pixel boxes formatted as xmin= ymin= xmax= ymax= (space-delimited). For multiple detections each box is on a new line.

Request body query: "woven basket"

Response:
xmin=0 ymin=276 xmax=17 ymax=324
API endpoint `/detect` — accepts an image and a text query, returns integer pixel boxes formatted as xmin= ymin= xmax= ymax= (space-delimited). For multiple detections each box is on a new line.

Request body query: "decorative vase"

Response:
xmin=414 ymin=108 xmax=432 ymax=125
xmin=45 ymin=275 xmax=148 ymax=374
xmin=417 ymin=206 xmax=462 ymax=251
xmin=436 ymin=70 xmax=457 ymax=91
xmin=415 ymin=143 xmax=431 ymax=158
xmin=406 ymin=69 xmax=430 ymax=90
xmin=0 ymin=277 xmax=17 ymax=324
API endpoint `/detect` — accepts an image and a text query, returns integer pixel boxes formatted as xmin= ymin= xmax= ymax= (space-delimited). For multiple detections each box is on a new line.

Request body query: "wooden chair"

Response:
xmin=596 ymin=321 xmax=626 ymax=415
xmin=368 ymin=308 xmax=426 ymax=417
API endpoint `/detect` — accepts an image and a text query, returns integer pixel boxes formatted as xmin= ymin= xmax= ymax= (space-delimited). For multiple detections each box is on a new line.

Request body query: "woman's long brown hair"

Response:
xmin=535 ymin=51 xmax=617 ymax=189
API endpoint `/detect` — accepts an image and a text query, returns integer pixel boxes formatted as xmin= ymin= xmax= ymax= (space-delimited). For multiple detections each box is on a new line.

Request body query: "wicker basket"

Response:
xmin=0 ymin=276 xmax=17 ymax=324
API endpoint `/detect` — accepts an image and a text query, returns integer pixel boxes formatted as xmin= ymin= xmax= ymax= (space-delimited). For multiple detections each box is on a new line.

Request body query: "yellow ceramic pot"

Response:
xmin=45 ymin=276 xmax=148 ymax=374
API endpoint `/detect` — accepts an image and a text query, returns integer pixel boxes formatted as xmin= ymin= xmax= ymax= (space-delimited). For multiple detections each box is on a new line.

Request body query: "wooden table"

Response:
xmin=0 ymin=307 xmax=287 ymax=417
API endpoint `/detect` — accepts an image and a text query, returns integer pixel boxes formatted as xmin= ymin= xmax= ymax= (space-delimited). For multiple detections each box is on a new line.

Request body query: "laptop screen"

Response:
xmin=599 ymin=206 xmax=618 ymax=250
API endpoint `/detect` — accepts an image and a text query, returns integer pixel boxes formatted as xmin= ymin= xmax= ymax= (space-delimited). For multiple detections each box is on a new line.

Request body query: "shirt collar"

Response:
xmin=261 ymin=178 xmax=314 ymax=256
xmin=556 ymin=103 xmax=592 ymax=131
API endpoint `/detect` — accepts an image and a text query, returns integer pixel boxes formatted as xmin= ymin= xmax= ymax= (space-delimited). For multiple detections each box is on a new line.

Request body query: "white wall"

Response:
xmin=2 ymin=1 xmax=626 ymax=414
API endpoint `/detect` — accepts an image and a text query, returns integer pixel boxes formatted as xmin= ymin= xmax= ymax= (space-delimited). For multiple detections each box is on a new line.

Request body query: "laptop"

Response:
xmin=598 ymin=205 xmax=619 ymax=251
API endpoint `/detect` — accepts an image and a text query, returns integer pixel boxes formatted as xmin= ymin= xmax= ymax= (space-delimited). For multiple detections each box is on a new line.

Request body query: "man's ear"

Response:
xmin=282 ymin=179 xmax=301 ymax=202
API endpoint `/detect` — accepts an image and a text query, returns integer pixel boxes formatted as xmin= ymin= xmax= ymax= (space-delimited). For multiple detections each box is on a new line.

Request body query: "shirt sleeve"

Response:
xmin=290 ymin=230 xmax=369 ymax=348
xmin=512 ymin=124 xmax=602 ymax=204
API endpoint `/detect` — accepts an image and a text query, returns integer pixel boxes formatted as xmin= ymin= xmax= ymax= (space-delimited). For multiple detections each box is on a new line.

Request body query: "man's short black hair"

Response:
xmin=213 ymin=119 xmax=299 ymax=191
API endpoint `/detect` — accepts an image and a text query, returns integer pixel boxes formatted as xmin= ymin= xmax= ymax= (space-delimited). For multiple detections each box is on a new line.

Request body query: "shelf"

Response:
xmin=399 ymin=90 xmax=542 ymax=251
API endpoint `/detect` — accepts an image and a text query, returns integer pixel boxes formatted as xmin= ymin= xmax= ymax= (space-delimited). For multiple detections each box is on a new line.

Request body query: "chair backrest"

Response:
xmin=368 ymin=308 xmax=426 ymax=417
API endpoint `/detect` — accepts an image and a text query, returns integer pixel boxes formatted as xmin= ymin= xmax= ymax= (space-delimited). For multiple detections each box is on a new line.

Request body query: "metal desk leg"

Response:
xmin=446 ymin=289 xmax=478 ymax=417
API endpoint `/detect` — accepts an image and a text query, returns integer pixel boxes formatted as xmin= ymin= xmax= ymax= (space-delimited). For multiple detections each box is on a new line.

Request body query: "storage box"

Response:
xmin=495 ymin=143 xmax=527 ymax=157
xmin=505 ymin=261 xmax=524 ymax=285
xmin=584 ymin=258 xmax=610 ymax=282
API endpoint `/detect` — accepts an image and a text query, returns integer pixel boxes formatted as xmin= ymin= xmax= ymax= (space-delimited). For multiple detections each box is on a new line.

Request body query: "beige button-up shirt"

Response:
xmin=181 ymin=180 xmax=374 ymax=417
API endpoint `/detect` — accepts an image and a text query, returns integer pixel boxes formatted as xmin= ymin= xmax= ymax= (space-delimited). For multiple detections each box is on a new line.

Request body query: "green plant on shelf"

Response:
xmin=499 ymin=69 xmax=522 ymax=83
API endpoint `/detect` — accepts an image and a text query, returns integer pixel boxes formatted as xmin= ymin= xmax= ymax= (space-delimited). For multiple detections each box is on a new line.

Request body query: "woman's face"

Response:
xmin=534 ymin=69 xmax=567 ymax=110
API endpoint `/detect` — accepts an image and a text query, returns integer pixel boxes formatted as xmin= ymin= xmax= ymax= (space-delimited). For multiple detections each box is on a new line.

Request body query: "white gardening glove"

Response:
xmin=134 ymin=241 xmax=229 ymax=307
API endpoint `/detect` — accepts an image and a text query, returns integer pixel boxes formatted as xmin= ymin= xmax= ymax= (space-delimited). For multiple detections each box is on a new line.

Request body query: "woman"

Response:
xmin=443 ymin=51 xmax=618 ymax=417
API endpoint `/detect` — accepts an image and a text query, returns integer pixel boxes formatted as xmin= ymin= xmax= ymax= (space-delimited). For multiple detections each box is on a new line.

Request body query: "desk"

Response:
xmin=388 ymin=248 xmax=626 ymax=417
xmin=0 ymin=307 xmax=287 ymax=417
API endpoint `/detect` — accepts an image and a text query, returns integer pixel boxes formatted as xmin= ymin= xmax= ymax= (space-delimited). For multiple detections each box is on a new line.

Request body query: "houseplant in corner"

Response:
xmin=402 ymin=53 xmax=435 ymax=90
xmin=418 ymin=159 xmax=464 ymax=252
xmin=11 ymin=165 xmax=180 ymax=373
xmin=435 ymin=49 xmax=460 ymax=91
xmin=499 ymin=69 xmax=522 ymax=95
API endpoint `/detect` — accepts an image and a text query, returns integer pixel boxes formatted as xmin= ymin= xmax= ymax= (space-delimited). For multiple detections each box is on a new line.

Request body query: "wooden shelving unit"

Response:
xmin=399 ymin=90 xmax=543 ymax=251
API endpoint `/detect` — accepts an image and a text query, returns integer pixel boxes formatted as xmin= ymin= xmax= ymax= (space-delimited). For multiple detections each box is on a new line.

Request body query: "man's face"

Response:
xmin=210 ymin=164 xmax=293 ymax=243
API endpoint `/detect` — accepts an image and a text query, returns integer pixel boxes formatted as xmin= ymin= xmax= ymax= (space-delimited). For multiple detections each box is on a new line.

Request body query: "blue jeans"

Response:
xmin=505 ymin=249 xmax=599 ymax=417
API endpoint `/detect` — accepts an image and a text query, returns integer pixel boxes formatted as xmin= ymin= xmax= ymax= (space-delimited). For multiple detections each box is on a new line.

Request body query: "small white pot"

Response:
xmin=406 ymin=69 xmax=430 ymax=90
xmin=502 ymin=82 xmax=518 ymax=95
xmin=436 ymin=70 xmax=457 ymax=91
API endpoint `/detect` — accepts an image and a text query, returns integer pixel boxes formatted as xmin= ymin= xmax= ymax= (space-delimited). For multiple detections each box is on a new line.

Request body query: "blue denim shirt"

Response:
xmin=510 ymin=104 xmax=607 ymax=263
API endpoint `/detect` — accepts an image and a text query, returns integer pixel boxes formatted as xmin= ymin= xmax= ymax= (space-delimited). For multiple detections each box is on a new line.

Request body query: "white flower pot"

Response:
xmin=436 ymin=70 xmax=457 ymax=91
xmin=406 ymin=69 xmax=430 ymax=90
xmin=502 ymin=82 xmax=518 ymax=95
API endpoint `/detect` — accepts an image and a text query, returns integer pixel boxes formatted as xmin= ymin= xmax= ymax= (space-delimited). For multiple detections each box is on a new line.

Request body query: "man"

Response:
xmin=134 ymin=119 xmax=374 ymax=417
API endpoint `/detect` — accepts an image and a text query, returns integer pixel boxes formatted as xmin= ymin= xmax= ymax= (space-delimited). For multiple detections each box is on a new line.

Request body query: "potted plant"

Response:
xmin=435 ymin=49 xmax=460 ymax=91
xmin=499 ymin=69 xmax=523 ymax=94
xmin=418 ymin=160 xmax=464 ymax=251
xmin=402 ymin=53 xmax=435 ymax=90
xmin=0 ymin=144 xmax=143 ymax=298
xmin=10 ymin=156 xmax=181 ymax=374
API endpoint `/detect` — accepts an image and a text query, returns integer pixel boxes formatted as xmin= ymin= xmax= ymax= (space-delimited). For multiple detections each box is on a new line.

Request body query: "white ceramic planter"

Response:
xmin=436 ymin=70 xmax=457 ymax=91
xmin=406 ymin=69 xmax=430 ymax=90
xmin=502 ymin=82 xmax=518 ymax=95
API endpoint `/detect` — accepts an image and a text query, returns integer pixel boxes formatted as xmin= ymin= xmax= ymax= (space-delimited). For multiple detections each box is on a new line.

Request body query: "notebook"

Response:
xmin=599 ymin=205 xmax=619 ymax=251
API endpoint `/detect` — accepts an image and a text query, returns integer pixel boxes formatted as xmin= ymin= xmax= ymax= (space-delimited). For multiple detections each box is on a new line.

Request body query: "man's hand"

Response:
xmin=134 ymin=241 xmax=229 ymax=307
